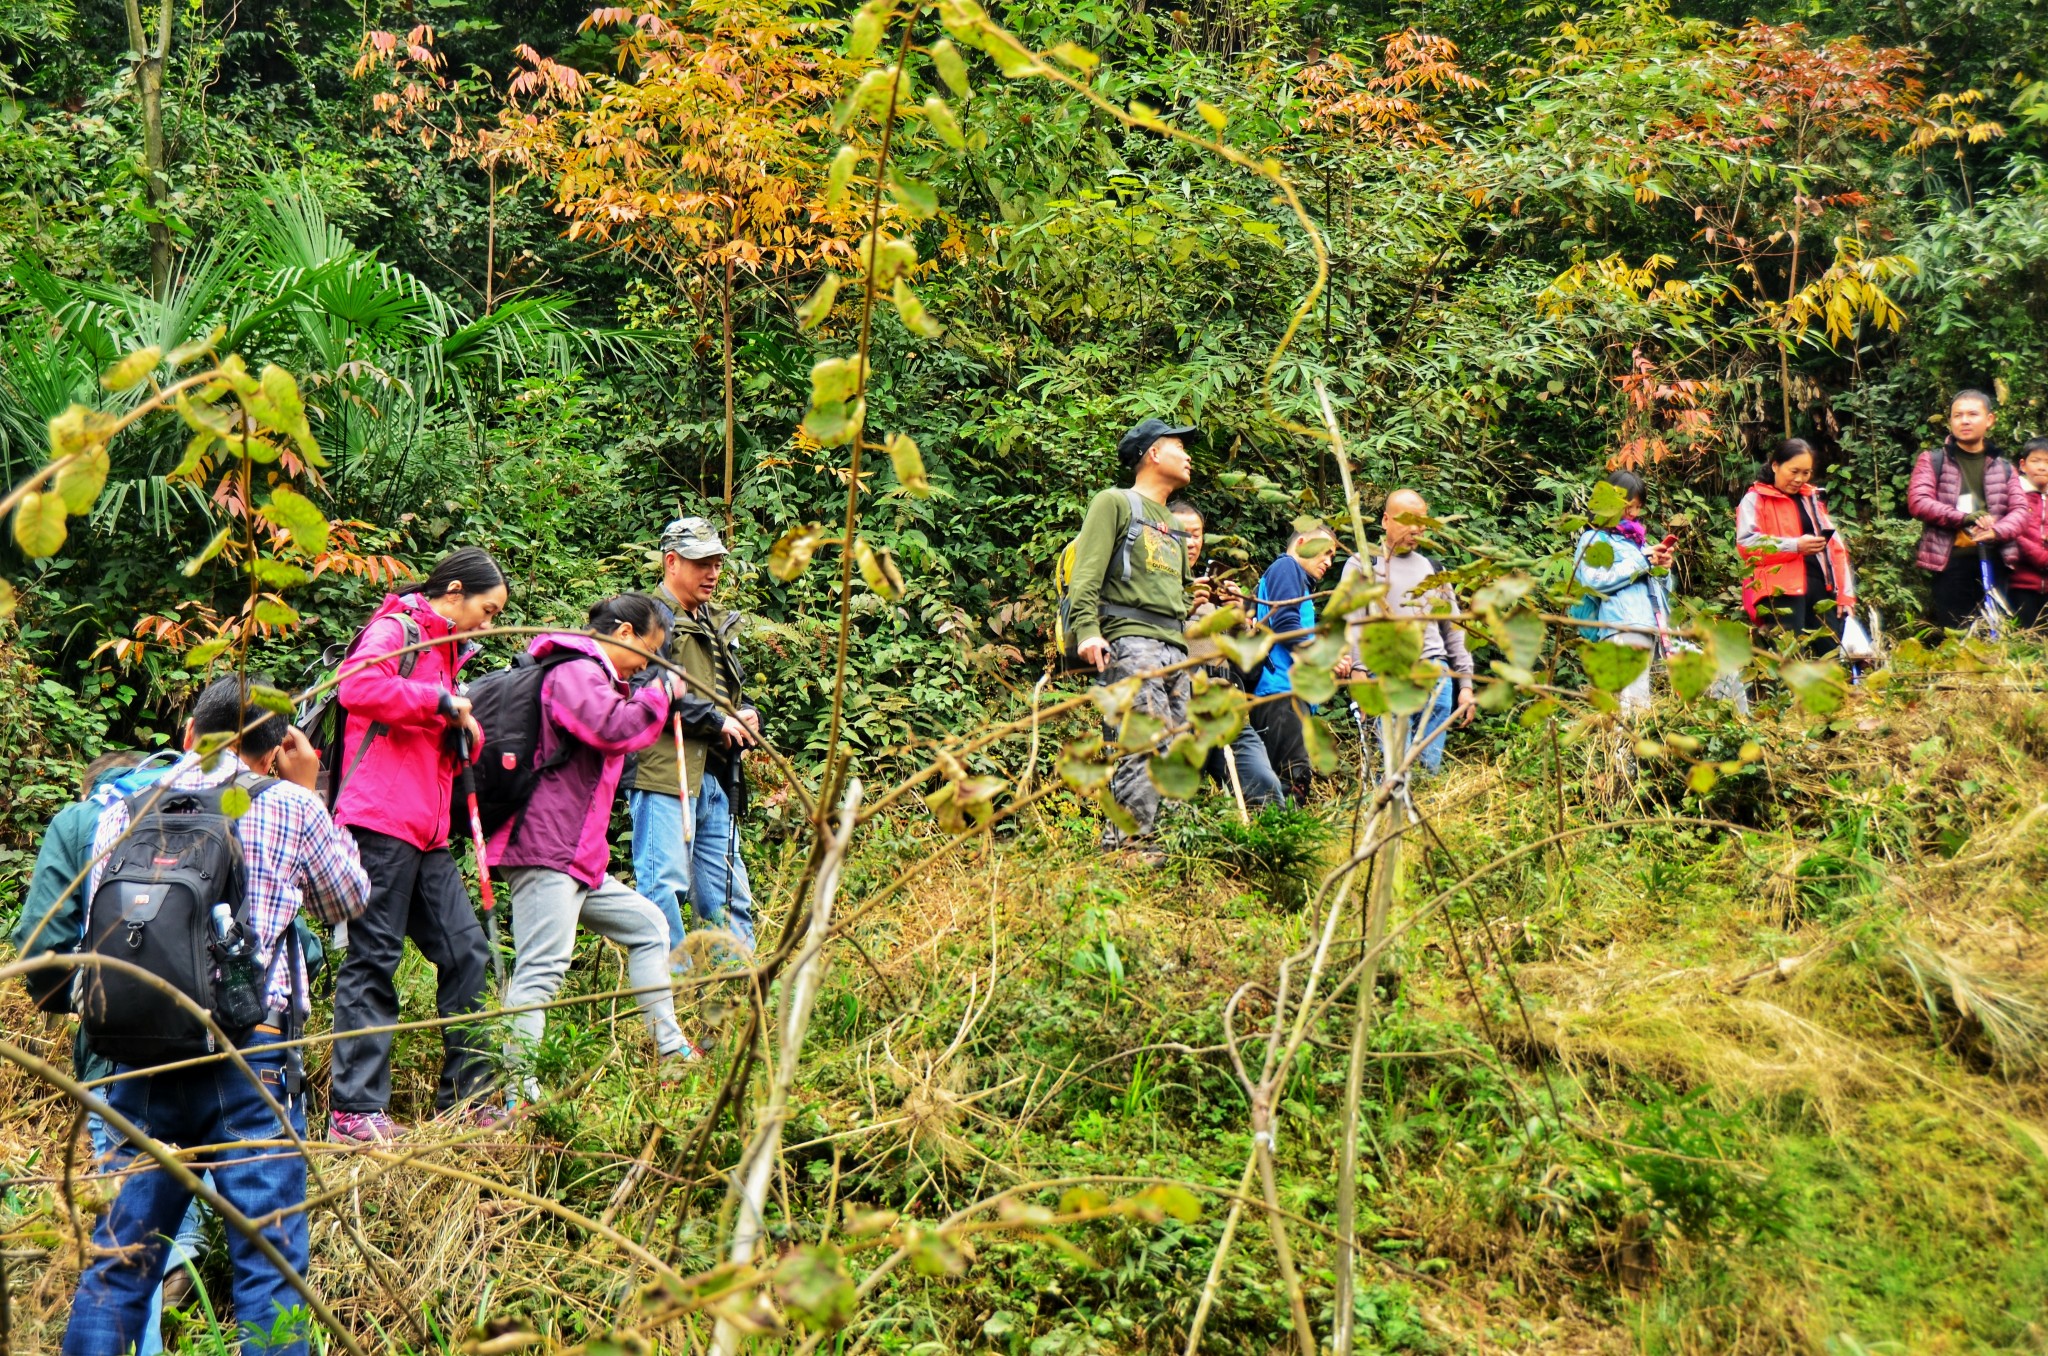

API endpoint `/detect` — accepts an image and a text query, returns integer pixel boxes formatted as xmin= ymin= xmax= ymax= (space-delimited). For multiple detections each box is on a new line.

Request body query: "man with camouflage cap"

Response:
xmin=624 ymin=516 xmax=761 ymax=952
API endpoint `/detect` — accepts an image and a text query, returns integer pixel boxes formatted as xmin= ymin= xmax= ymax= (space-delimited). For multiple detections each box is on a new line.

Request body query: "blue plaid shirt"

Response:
xmin=89 ymin=754 xmax=370 ymax=1015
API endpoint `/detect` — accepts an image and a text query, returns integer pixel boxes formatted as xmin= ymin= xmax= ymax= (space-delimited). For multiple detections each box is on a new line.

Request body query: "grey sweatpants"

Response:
xmin=502 ymin=869 xmax=685 ymax=1063
xmin=1098 ymin=635 xmax=1192 ymax=847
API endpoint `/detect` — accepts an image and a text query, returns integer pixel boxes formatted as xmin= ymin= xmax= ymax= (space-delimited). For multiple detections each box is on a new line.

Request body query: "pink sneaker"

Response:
xmin=469 ymin=1102 xmax=515 ymax=1132
xmin=329 ymin=1109 xmax=406 ymax=1144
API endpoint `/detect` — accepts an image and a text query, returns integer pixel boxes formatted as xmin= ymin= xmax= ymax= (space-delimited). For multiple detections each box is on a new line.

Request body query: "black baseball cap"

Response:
xmin=1116 ymin=417 xmax=1199 ymax=471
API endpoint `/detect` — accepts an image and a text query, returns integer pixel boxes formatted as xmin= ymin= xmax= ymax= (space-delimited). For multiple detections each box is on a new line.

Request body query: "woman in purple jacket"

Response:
xmin=488 ymin=594 xmax=699 ymax=1083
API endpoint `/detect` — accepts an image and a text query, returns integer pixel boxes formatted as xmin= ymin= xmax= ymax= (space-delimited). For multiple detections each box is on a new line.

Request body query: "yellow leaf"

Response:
xmin=826 ymin=145 xmax=859 ymax=210
xmin=0 ymin=577 xmax=14 ymax=619
xmin=11 ymin=490 xmax=67 ymax=559
xmin=854 ymin=538 xmax=906 ymax=600
xmin=923 ymin=95 xmax=966 ymax=149
xmin=885 ymin=431 xmax=929 ymax=497
xmin=54 ymin=444 xmax=110 ymax=514
xmin=1195 ymin=99 xmax=1227 ymax=131
xmin=1047 ymin=41 xmax=1098 ymax=72
xmin=102 ymin=345 xmax=162 ymax=392
xmin=891 ymin=278 xmax=944 ymax=338
xmin=796 ymin=273 xmax=841 ymax=331
xmin=930 ymin=38 xmax=971 ymax=97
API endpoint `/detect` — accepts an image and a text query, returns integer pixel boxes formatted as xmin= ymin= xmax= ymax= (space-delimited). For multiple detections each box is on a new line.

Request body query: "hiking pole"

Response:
xmin=456 ymin=727 xmax=507 ymax=991
xmin=1978 ymin=541 xmax=2012 ymax=642
xmin=1219 ymin=741 xmax=1250 ymax=825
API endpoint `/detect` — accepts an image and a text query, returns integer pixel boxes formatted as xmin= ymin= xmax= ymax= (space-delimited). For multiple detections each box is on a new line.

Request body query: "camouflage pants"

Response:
xmin=1097 ymin=636 xmax=1192 ymax=848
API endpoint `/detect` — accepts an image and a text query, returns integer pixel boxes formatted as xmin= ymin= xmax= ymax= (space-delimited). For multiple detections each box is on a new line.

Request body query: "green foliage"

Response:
xmin=1159 ymin=800 xmax=1339 ymax=910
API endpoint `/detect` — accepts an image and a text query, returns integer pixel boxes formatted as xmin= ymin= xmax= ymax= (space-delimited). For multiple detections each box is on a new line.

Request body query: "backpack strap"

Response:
xmin=334 ymin=613 xmax=430 ymax=802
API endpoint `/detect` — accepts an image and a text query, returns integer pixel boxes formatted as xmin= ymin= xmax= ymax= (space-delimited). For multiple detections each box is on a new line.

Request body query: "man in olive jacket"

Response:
xmin=1069 ymin=418 xmax=1196 ymax=862
xmin=625 ymin=516 xmax=761 ymax=950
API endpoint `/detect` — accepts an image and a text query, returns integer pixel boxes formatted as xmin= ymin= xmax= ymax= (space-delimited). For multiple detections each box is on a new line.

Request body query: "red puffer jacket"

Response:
xmin=1995 ymin=487 xmax=2048 ymax=593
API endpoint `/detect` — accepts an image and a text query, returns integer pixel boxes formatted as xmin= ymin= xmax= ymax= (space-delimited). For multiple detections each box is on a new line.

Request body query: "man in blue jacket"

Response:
xmin=1251 ymin=524 xmax=1348 ymax=801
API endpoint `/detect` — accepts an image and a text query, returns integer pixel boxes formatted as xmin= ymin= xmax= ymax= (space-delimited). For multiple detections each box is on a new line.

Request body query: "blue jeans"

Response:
xmin=1405 ymin=677 xmax=1456 ymax=775
xmin=629 ymin=778 xmax=755 ymax=948
xmin=65 ymin=1032 xmax=312 ymax=1356
xmin=1204 ymin=724 xmax=1288 ymax=807
xmin=83 ymin=1116 xmax=210 ymax=1356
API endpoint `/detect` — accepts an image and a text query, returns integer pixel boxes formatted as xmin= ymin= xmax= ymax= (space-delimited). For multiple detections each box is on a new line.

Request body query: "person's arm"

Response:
xmin=1907 ymin=450 xmax=1966 ymax=529
xmin=548 ymin=662 xmax=673 ymax=755
xmin=1993 ymin=494 xmax=2034 ymax=550
xmin=12 ymin=803 xmax=96 ymax=1008
xmin=336 ymin=614 xmax=449 ymax=728
xmin=1066 ymin=490 xmax=1127 ymax=648
xmin=1437 ymin=585 xmax=1476 ymax=695
xmin=1735 ymin=491 xmax=1801 ymax=564
xmin=1574 ymin=532 xmax=1645 ymax=595
xmin=292 ymin=796 xmax=372 ymax=924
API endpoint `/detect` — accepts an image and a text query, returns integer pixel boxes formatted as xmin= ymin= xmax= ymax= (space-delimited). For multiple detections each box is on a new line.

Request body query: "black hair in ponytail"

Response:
xmin=587 ymin=592 xmax=664 ymax=639
xmin=419 ymin=547 xmax=506 ymax=600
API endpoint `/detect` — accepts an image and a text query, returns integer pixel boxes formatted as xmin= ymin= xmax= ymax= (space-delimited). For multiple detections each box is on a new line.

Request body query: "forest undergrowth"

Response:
xmin=4 ymin=665 xmax=2046 ymax=1355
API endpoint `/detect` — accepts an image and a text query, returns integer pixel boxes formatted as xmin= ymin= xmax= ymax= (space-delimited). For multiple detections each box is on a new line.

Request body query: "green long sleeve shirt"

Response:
xmin=1067 ymin=486 xmax=1191 ymax=650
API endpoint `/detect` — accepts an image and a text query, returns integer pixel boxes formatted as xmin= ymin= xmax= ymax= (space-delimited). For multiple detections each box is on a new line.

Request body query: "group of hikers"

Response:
xmin=9 ymin=385 xmax=2045 ymax=1352
xmin=15 ymin=518 xmax=763 ymax=1353
xmin=1069 ymin=389 xmax=2048 ymax=859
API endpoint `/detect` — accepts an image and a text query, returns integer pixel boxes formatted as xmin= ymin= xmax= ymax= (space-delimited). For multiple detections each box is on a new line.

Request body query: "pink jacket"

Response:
xmin=1997 ymin=487 xmax=2048 ymax=593
xmin=486 ymin=632 xmax=670 ymax=889
xmin=334 ymin=594 xmax=476 ymax=851
xmin=1907 ymin=441 xmax=2017 ymax=573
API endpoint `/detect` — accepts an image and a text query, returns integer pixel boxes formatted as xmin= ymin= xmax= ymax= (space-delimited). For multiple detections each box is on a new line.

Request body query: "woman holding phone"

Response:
xmin=1736 ymin=438 xmax=1856 ymax=642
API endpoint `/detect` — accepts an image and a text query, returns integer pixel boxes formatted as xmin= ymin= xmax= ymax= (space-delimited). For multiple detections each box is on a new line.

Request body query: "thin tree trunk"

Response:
xmin=484 ymin=159 xmax=497 ymax=313
xmin=124 ymin=0 xmax=174 ymax=297
xmin=722 ymin=253 xmax=736 ymax=530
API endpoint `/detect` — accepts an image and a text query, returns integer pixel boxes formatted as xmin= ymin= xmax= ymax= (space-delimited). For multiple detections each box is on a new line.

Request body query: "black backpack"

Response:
xmin=77 ymin=775 xmax=281 ymax=1064
xmin=459 ymin=651 xmax=592 ymax=838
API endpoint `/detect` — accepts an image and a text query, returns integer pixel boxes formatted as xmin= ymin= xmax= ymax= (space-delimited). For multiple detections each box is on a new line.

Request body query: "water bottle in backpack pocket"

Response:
xmin=77 ymin=776 xmax=278 ymax=1065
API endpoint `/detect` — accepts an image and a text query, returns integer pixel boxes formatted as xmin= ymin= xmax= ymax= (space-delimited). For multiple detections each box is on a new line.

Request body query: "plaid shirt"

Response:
xmin=89 ymin=754 xmax=370 ymax=1015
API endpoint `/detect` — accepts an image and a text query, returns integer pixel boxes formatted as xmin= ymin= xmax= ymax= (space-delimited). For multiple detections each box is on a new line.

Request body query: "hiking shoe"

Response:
xmin=468 ymin=1102 xmax=515 ymax=1132
xmin=656 ymin=1043 xmax=704 ymax=1086
xmin=329 ymin=1110 xmax=406 ymax=1144
xmin=158 ymin=1264 xmax=196 ymax=1312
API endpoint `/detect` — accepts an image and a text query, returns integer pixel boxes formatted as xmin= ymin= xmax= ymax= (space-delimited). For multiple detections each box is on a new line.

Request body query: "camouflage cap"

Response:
xmin=659 ymin=516 xmax=728 ymax=561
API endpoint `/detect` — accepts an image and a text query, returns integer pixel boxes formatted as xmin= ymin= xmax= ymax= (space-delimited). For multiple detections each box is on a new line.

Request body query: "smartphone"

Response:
xmin=1819 ymin=527 xmax=1837 ymax=540
xmin=1660 ymin=533 xmax=1679 ymax=549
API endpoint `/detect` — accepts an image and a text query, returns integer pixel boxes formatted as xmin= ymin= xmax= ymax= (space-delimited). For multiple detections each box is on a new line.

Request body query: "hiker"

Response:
xmin=1997 ymin=438 xmax=2048 ymax=629
xmin=1253 ymin=523 xmax=1346 ymax=801
xmin=1342 ymin=490 xmax=1475 ymax=774
xmin=1068 ymin=418 xmax=1198 ymax=862
xmin=624 ymin=516 xmax=760 ymax=954
xmin=1737 ymin=438 xmax=1857 ymax=643
xmin=327 ymin=547 xmax=509 ymax=1145
xmin=1170 ymin=499 xmax=1286 ymax=808
xmin=490 ymin=593 xmax=701 ymax=1084
xmin=63 ymin=678 xmax=370 ymax=1356
xmin=16 ymin=750 xmax=210 ymax=1352
xmin=1908 ymin=389 xmax=2016 ymax=634
xmin=1573 ymin=470 xmax=1676 ymax=715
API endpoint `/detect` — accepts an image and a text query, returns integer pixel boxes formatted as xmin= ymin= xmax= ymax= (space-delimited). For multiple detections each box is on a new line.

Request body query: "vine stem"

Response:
xmin=710 ymin=780 xmax=863 ymax=1356
xmin=819 ymin=14 xmax=918 ymax=802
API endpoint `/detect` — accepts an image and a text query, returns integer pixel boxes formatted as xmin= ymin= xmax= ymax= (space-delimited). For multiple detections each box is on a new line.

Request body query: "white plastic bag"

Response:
xmin=1841 ymin=612 xmax=1876 ymax=661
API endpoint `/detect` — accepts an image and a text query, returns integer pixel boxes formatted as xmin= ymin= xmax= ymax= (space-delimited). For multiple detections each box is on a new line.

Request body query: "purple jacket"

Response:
xmin=486 ymin=632 xmax=670 ymax=889
xmin=1908 ymin=439 xmax=2017 ymax=573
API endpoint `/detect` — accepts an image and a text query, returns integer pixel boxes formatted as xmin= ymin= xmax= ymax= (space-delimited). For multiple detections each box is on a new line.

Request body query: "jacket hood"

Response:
xmin=366 ymin=592 xmax=454 ymax=638
xmin=529 ymin=630 xmax=619 ymax=676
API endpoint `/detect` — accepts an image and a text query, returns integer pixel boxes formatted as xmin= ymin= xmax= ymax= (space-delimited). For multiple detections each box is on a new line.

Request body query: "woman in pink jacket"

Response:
xmin=328 ymin=548 xmax=508 ymax=1145
xmin=489 ymin=594 xmax=699 ymax=1086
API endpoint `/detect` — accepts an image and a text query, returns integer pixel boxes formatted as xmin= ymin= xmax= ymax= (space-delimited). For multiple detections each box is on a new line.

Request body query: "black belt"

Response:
xmin=1101 ymin=602 xmax=1182 ymax=629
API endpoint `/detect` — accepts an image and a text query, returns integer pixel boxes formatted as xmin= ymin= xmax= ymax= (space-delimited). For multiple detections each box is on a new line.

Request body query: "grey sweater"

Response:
xmin=1342 ymin=552 xmax=1475 ymax=693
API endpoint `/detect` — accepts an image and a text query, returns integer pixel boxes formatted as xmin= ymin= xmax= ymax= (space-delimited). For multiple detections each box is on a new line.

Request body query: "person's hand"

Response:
xmin=1190 ymin=577 xmax=1213 ymax=611
xmin=1216 ymin=577 xmax=1245 ymax=606
xmin=739 ymin=707 xmax=761 ymax=736
xmin=1974 ymin=515 xmax=2000 ymax=541
xmin=720 ymin=715 xmax=758 ymax=749
xmin=1454 ymin=688 xmax=1477 ymax=727
xmin=459 ymin=711 xmax=483 ymax=751
xmin=275 ymin=726 xmax=321 ymax=790
xmin=442 ymin=693 xmax=473 ymax=723
xmin=1647 ymin=539 xmax=1677 ymax=568
xmin=1794 ymin=534 xmax=1828 ymax=556
xmin=1332 ymin=653 xmax=1356 ymax=681
xmin=1077 ymin=636 xmax=1111 ymax=673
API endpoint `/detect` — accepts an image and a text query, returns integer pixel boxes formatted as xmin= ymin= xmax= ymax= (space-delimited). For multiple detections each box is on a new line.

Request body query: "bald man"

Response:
xmin=1339 ymin=490 xmax=1474 ymax=774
